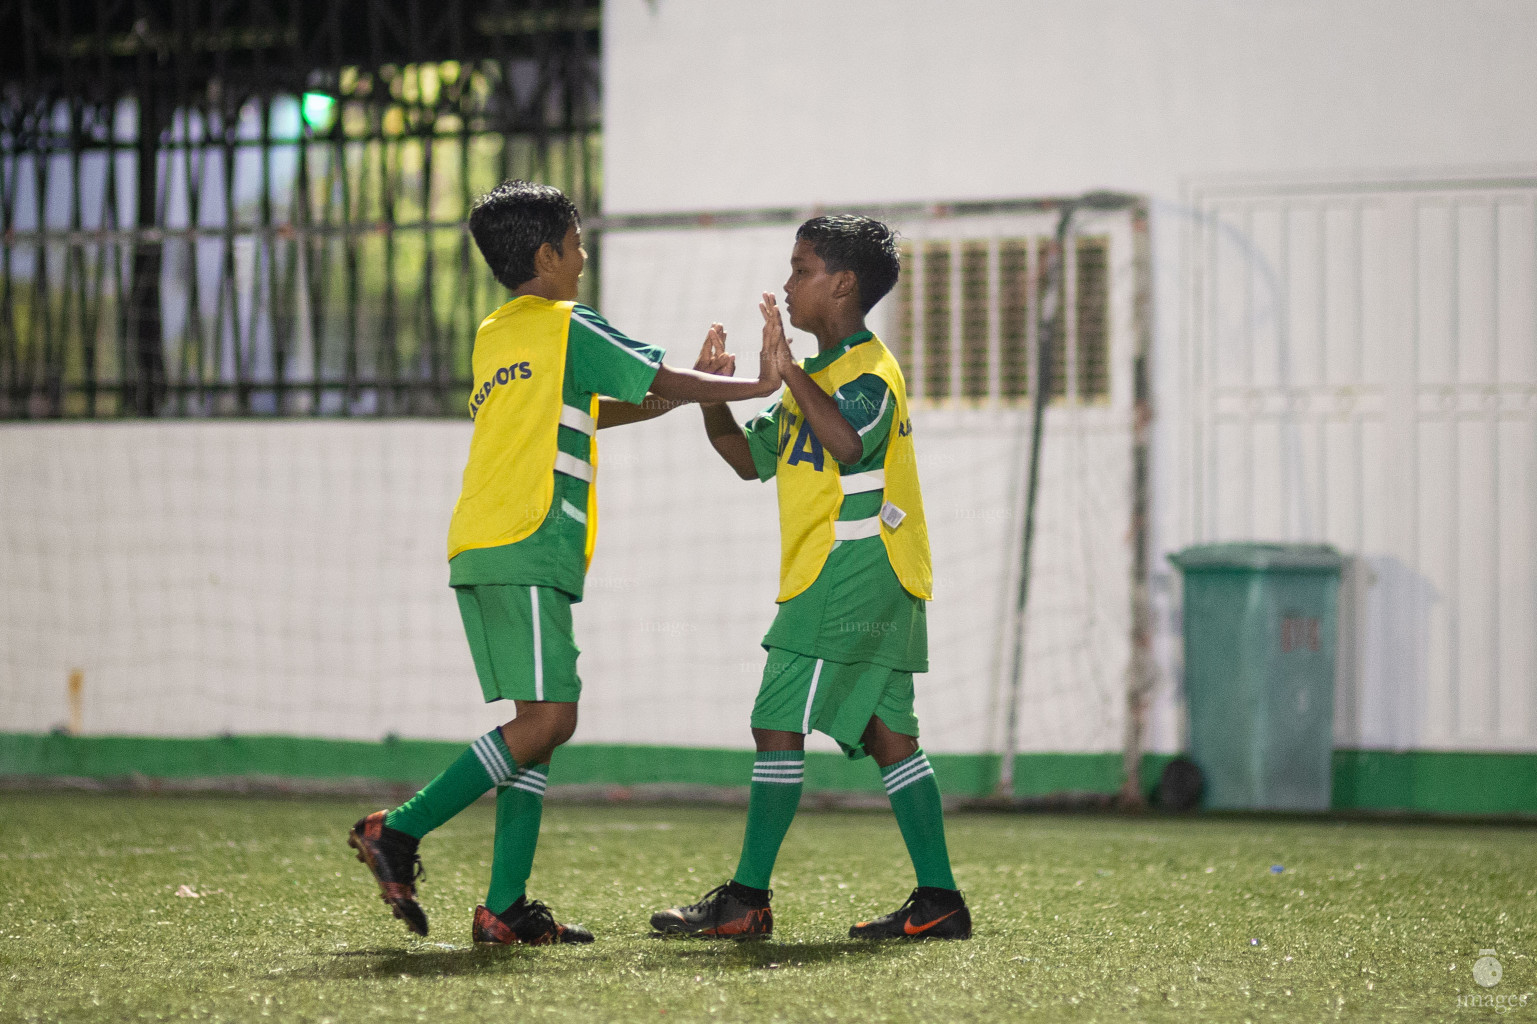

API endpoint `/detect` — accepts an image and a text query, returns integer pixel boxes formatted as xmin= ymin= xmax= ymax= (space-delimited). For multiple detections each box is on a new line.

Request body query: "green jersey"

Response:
xmin=743 ymin=331 xmax=928 ymax=672
xmin=448 ymin=303 xmax=663 ymax=600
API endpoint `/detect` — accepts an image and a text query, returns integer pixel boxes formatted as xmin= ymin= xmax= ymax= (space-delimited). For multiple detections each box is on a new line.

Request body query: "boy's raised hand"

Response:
xmin=693 ymin=323 xmax=736 ymax=377
xmin=758 ymin=292 xmax=794 ymax=384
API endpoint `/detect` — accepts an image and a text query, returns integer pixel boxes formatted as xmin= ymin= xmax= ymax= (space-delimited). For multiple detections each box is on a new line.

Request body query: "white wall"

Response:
xmin=605 ymin=0 xmax=1537 ymax=214
xmin=1 ymin=416 xmax=1098 ymax=755
xmin=1 ymin=422 xmax=489 ymax=741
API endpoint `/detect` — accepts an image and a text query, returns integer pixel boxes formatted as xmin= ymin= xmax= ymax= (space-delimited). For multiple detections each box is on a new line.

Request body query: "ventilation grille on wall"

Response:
xmin=887 ymin=235 xmax=1110 ymax=404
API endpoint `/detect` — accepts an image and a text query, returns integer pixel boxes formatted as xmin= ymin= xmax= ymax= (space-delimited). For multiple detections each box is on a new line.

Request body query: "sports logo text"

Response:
xmin=469 ymin=361 xmax=533 ymax=418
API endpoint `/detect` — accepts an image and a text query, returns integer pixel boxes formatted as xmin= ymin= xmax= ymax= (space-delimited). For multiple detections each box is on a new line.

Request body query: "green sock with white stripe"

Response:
xmin=485 ymin=763 xmax=550 ymax=914
xmin=882 ymin=749 xmax=958 ymax=891
xmin=731 ymin=751 xmax=805 ymax=891
xmin=384 ymin=729 xmax=518 ymax=839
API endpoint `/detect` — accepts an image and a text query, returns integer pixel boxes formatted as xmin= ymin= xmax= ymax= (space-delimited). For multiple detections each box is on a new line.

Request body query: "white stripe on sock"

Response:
xmin=473 ymin=734 xmax=514 ymax=786
xmin=753 ymin=759 xmax=802 ymax=776
xmin=469 ymin=737 xmax=500 ymax=782
xmin=471 ymin=737 xmax=495 ymax=781
xmin=885 ymin=768 xmax=933 ymax=796
xmin=881 ymin=756 xmax=930 ymax=789
xmin=885 ymin=763 xmax=934 ymax=795
xmin=511 ymin=780 xmax=547 ymax=796
xmin=530 ymin=586 xmax=544 ymax=701
xmin=487 ymin=732 xmax=518 ymax=782
xmin=801 ymin=659 xmax=824 ymax=733
xmin=511 ymin=765 xmax=548 ymax=787
xmin=881 ymin=756 xmax=932 ymax=793
xmin=880 ymin=752 xmax=927 ymax=781
xmin=488 ymin=732 xmax=519 ymax=782
xmin=752 ymin=773 xmax=804 ymax=784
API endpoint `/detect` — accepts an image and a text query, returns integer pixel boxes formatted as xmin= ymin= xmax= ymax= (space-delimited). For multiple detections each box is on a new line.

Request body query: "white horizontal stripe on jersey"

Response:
xmin=833 ymin=516 xmax=882 ymax=541
xmin=559 ymin=403 xmax=596 ymax=435
xmin=839 ymin=470 xmax=886 ymax=494
xmin=554 ymin=451 xmax=593 ymax=482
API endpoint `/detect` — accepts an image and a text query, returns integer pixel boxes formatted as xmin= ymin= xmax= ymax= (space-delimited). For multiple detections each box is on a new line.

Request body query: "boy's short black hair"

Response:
xmin=795 ymin=215 xmax=901 ymax=312
xmin=468 ymin=180 xmax=581 ymax=290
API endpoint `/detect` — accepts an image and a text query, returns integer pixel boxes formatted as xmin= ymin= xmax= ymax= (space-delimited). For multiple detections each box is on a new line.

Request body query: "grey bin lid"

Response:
xmin=1168 ymin=542 xmax=1344 ymax=573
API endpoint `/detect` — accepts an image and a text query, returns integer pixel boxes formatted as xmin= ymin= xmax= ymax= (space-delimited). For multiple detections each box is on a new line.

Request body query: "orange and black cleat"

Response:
xmin=472 ymin=898 xmax=594 ymax=945
xmin=650 ymin=882 xmax=773 ymax=940
xmin=347 ymin=811 xmax=428 ymax=937
xmin=848 ymin=886 xmax=972 ymax=940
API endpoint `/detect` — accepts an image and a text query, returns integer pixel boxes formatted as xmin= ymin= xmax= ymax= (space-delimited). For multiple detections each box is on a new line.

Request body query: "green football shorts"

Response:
xmin=751 ymin=647 xmax=920 ymax=758
xmin=454 ymin=584 xmax=581 ymax=704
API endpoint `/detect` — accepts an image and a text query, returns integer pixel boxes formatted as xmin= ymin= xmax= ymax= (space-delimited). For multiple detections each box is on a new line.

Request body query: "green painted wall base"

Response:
xmin=1 ymin=733 xmax=1533 ymax=815
xmin=1329 ymin=749 xmax=1537 ymax=816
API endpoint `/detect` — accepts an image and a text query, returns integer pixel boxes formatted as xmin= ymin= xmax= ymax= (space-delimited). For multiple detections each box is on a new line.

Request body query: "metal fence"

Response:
xmin=0 ymin=0 xmax=600 ymax=419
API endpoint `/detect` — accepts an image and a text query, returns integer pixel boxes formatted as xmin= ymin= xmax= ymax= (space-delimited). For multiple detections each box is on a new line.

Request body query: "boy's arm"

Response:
xmin=700 ymin=403 xmax=758 ymax=480
xmin=649 ymin=363 xmax=778 ymax=404
xmin=596 ymin=395 xmax=679 ymax=428
xmin=596 ymin=328 xmax=737 ymax=429
xmin=649 ymin=318 xmax=787 ymax=404
xmin=760 ymin=293 xmax=863 ymax=465
xmin=692 ymin=326 xmax=763 ymax=480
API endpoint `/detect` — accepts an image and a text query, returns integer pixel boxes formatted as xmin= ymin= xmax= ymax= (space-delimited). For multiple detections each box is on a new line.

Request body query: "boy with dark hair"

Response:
xmin=348 ymin=180 xmax=789 ymax=946
xmin=651 ymin=215 xmax=971 ymax=941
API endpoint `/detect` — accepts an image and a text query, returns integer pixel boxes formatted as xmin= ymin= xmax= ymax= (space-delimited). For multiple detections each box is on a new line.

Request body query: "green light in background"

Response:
xmin=301 ymin=92 xmax=337 ymax=132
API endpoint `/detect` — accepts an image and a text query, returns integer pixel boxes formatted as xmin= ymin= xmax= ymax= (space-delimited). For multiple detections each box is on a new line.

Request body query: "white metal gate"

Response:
xmin=1185 ymin=175 xmax=1537 ymax=752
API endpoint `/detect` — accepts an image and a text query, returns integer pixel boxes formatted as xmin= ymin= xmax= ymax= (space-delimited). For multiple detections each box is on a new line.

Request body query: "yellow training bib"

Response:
xmin=775 ymin=336 xmax=932 ymax=603
xmin=447 ymin=296 xmax=599 ymax=565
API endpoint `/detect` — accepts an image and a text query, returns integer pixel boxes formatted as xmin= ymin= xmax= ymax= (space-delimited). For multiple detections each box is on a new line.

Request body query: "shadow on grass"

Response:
xmin=302 ymin=946 xmax=565 ymax=980
xmin=644 ymin=938 xmax=892 ymax=968
xmin=303 ymin=938 xmax=900 ymax=980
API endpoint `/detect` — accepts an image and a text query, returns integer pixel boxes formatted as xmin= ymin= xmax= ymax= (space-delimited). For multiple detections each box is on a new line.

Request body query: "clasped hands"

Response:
xmin=691 ymin=292 xmax=796 ymax=396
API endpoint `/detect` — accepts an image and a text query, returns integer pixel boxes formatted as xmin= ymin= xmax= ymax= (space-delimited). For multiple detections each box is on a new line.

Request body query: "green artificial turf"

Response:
xmin=0 ymin=793 xmax=1533 ymax=1023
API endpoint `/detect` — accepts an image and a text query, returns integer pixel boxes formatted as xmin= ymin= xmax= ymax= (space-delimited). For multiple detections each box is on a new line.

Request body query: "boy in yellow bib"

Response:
xmin=652 ymin=216 xmax=971 ymax=941
xmin=347 ymin=181 xmax=788 ymax=946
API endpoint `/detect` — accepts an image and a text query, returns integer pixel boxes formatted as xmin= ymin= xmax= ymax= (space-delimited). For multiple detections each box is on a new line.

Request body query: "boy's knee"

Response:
xmin=502 ymin=701 xmax=579 ymax=763
xmin=862 ymin=716 xmax=918 ymax=767
xmin=752 ymin=728 xmax=804 ymax=753
xmin=548 ymin=703 xmax=578 ymax=747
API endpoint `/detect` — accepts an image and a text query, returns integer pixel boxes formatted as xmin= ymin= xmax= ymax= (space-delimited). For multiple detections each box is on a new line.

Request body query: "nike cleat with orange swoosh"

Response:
xmin=848 ymin=886 xmax=972 ymax=940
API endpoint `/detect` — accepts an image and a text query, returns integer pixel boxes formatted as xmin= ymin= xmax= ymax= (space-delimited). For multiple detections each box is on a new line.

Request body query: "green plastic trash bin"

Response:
xmin=1169 ymin=543 xmax=1344 ymax=811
